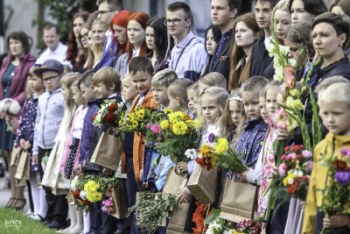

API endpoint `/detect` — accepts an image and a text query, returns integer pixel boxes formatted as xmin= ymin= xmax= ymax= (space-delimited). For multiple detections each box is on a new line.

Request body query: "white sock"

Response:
xmin=29 ymin=173 xmax=40 ymax=215
xmin=83 ymin=211 xmax=90 ymax=233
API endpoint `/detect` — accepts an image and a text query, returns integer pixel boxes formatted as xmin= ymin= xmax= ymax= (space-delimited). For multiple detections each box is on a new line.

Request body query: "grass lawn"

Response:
xmin=0 ymin=207 xmax=57 ymax=234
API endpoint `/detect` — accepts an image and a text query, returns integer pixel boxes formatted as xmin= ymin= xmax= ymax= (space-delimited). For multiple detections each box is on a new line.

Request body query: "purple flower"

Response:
xmin=208 ymin=133 xmax=215 ymax=143
xmin=334 ymin=171 xmax=350 ymax=186
xmin=340 ymin=147 xmax=350 ymax=157
xmin=305 ymin=160 xmax=313 ymax=173
xmin=302 ymin=150 xmax=313 ymax=159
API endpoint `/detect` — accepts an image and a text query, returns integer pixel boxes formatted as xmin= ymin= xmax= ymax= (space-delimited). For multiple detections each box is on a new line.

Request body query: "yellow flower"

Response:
xmin=193 ymin=118 xmax=202 ymax=129
xmin=286 ymin=112 xmax=299 ymax=133
xmin=86 ymin=191 xmax=102 ymax=202
xmin=283 ymin=172 xmax=297 ymax=186
xmin=292 ymin=99 xmax=304 ymax=111
xmin=210 ymin=154 xmax=218 ymax=167
xmin=137 ymin=109 xmax=145 ymax=121
xmin=172 ymin=121 xmax=188 ymax=135
xmin=186 ymin=120 xmax=195 ymax=128
xmin=198 ymin=144 xmax=211 ymax=157
xmin=84 ymin=180 xmax=99 ymax=193
xmin=132 ymin=120 xmax=138 ymax=128
xmin=160 ymin=120 xmax=169 ymax=130
xmin=119 ymin=116 xmax=124 ymax=126
xmin=127 ymin=124 xmax=133 ymax=130
xmin=163 ymin=108 xmax=173 ymax=114
xmin=214 ymin=138 xmax=229 ymax=154
xmin=168 ymin=112 xmax=184 ymax=123
xmin=290 ymin=89 xmax=300 ymax=97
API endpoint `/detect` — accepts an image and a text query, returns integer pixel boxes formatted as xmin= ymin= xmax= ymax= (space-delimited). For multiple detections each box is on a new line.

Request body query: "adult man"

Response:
xmin=36 ymin=25 xmax=67 ymax=65
xmin=206 ymin=0 xmax=241 ymax=82
xmin=167 ymin=2 xmax=208 ymax=82
xmin=96 ymin=0 xmax=124 ymax=69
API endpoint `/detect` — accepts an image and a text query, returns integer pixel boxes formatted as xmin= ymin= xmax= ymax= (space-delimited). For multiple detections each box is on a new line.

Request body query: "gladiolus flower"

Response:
xmin=284 ymin=66 xmax=296 ymax=89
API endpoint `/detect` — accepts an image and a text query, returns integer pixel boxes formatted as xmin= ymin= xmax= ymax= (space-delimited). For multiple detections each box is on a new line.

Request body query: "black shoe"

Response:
xmin=43 ymin=219 xmax=52 ymax=226
xmin=48 ymin=220 xmax=69 ymax=229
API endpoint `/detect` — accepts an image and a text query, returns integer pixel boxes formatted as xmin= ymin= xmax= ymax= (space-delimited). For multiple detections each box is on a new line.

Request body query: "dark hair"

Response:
xmin=254 ymin=0 xmax=280 ymax=7
xmin=329 ymin=0 xmax=350 ymax=18
xmin=287 ymin=0 xmax=327 ymax=16
xmin=96 ymin=0 xmax=124 ymax=12
xmin=228 ymin=0 xmax=242 ymax=13
xmin=6 ymin=31 xmax=30 ymax=58
xmin=65 ymin=12 xmax=89 ymax=67
xmin=129 ymin=56 xmax=154 ymax=76
xmin=77 ymin=69 xmax=96 ymax=90
xmin=44 ymin=24 xmax=59 ymax=35
xmin=313 ymin=12 xmax=350 ymax=49
xmin=166 ymin=2 xmax=194 ymax=27
xmin=146 ymin=17 xmax=174 ymax=69
xmin=202 ymin=25 xmax=221 ymax=76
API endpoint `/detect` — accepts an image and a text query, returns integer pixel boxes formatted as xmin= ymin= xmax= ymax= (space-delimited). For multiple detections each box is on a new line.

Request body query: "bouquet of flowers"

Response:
xmin=0 ymin=98 xmax=21 ymax=131
xmin=70 ymin=176 xmax=91 ymax=213
xmin=92 ymin=100 xmax=125 ymax=128
xmin=204 ymin=209 xmax=233 ymax=234
xmin=127 ymin=192 xmax=178 ymax=234
xmin=233 ymin=219 xmax=261 ymax=234
xmin=156 ymin=111 xmax=200 ymax=162
xmin=102 ymin=197 xmax=114 ymax=215
xmin=144 ymin=108 xmax=170 ymax=144
xmin=317 ymin=147 xmax=350 ymax=234
xmin=119 ymin=106 xmax=156 ymax=136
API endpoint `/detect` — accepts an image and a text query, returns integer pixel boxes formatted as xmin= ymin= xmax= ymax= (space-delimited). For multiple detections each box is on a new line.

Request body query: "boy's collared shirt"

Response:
xmin=137 ymin=88 xmax=152 ymax=106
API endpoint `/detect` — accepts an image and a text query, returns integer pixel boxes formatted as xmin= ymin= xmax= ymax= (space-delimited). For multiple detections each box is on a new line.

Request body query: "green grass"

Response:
xmin=0 ymin=207 xmax=57 ymax=234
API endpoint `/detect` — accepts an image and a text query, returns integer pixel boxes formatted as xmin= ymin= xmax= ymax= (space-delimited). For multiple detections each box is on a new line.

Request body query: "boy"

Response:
xmin=32 ymin=59 xmax=67 ymax=229
xmin=303 ymin=83 xmax=350 ymax=234
xmin=233 ymin=76 xmax=268 ymax=179
xmin=121 ymin=56 xmax=159 ymax=233
xmin=250 ymin=0 xmax=277 ymax=77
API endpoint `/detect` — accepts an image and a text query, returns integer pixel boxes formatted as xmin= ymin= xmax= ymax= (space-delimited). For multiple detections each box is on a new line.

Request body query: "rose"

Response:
xmin=301 ymin=150 xmax=312 ymax=159
xmin=281 ymin=154 xmax=287 ymax=160
xmin=334 ymin=171 xmax=350 ymax=186
xmin=332 ymin=159 xmax=349 ymax=172
xmin=108 ymin=103 xmax=118 ymax=113
xmin=80 ymin=190 xmax=87 ymax=200
xmin=104 ymin=113 xmax=115 ymax=122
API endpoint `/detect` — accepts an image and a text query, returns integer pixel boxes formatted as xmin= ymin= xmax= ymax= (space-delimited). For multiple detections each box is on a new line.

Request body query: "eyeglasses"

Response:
xmin=43 ymin=74 xmax=60 ymax=83
xmin=78 ymin=34 xmax=88 ymax=40
xmin=97 ymin=10 xmax=113 ymax=15
xmin=164 ymin=18 xmax=188 ymax=26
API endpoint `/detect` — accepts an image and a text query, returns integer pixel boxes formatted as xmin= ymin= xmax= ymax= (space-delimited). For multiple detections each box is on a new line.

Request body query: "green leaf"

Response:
xmin=204 ymin=209 xmax=221 ymax=225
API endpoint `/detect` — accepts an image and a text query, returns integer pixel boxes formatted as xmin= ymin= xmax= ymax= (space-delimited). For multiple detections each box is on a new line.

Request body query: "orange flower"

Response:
xmin=82 ymin=200 xmax=90 ymax=206
xmin=284 ymin=66 xmax=296 ymax=89
xmin=185 ymin=127 xmax=189 ymax=134
xmin=183 ymin=113 xmax=192 ymax=121
xmin=170 ymin=124 xmax=173 ymax=131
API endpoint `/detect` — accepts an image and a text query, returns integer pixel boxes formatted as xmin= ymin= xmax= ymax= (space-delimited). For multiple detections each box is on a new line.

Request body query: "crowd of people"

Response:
xmin=1 ymin=0 xmax=350 ymax=233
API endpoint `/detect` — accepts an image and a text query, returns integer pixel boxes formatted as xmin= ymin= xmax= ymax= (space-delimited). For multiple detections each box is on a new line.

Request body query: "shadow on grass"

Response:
xmin=0 ymin=207 xmax=57 ymax=234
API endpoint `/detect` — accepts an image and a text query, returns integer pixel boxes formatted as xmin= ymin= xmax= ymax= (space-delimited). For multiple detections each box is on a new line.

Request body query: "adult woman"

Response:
xmin=110 ymin=10 xmax=133 ymax=67
xmin=288 ymin=0 xmax=327 ymax=25
xmin=228 ymin=12 xmax=261 ymax=91
xmin=201 ymin=25 xmax=221 ymax=76
xmin=115 ymin=12 xmax=150 ymax=77
xmin=145 ymin=17 xmax=174 ymax=72
xmin=76 ymin=25 xmax=90 ymax=73
xmin=65 ymin=12 xmax=89 ymax=71
xmin=87 ymin=19 xmax=107 ymax=70
xmin=0 ymin=31 xmax=36 ymax=209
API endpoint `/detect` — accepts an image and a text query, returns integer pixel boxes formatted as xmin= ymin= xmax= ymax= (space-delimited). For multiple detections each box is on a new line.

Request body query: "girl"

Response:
xmin=288 ymin=0 xmax=327 ymax=25
xmin=60 ymin=78 xmax=88 ymax=233
xmin=110 ymin=10 xmax=133 ymax=67
xmin=0 ymin=31 xmax=36 ymax=208
xmin=201 ymin=25 xmax=221 ymax=76
xmin=187 ymin=82 xmax=198 ymax=118
xmin=115 ymin=12 xmax=150 ymax=76
xmin=88 ymin=19 xmax=107 ymax=70
xmin=228 ymin=12 xmax=261 ymax=90
xmin=41 ymin=73 xmax=78 ymax=230
xmin=146 ymin=17 xmax=174 ymax=72
xmin=65 ymin=12 xmax=89 ymax=71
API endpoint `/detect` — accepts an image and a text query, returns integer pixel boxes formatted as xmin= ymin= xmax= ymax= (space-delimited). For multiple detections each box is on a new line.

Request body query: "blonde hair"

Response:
xmin=219 ymin=89 xmax=246 ymax=140
xmin=264 ymin=80 xmax=283 ymax=98
xmin=314 ymin=76 xmax=350 ymax=94
xmin=168 ymin=79 xmax=194 ymax=106
xmin=63 ymin=65 xmax=73 ymax=75
xmin=241 ymin=76 xmax=269 ymax=93
xmin=152 ymin=69 xmax=178 ymax=88
xmin=28 ymin=65 xmax=41 ymax=79
xmin=320 ymin=82 xmax=350 ymax=108
xmin=120 ymin=72 xmax=130 ymax=81
xmin=60 ymin=73 xmax=79 ymax=133
xmin=92 ymin=67 xmax=121 ymax=94
xmin=199 ymin=86 xmax=229 ymax=127
xmin=187 ymin=81 xmax=198 ymax=92
xmin=199 ymin=72 xmax=227 ymax=90
xmin=91 ymin=19 xmax=107 ymax=65
xmin=272 ymin=0 xmax=291 ymax=45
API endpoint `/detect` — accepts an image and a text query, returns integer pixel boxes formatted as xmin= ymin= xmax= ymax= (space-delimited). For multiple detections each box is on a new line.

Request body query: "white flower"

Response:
xmin=8 ymin=100 xmax=21 ymax=115
xmin=295 ymin=170 xmax=303 ymax=177
xmin=288 ymin=59 xmax=296 ymax=67
xmin=207 ymin=222 xmax=221 ymax=234
xmin=274 ymin=66 xmax=285 ymax=81
xmin=70 ymin=181 xmax=77 ymax=191
xmin=73 ymin=176 xmax=79 ymax=183
xmin=280 ymin=45 xmax=290 ymax=55
xmin=80 ymin=190 xmax=87 ymax=200
xmin=185 ymin=149 xmax=197 ymax=160
xmin=118 ymin=102 xmax=124 ymax=107
xmin=288 ymin=178 xmax=294 ymax=185
xmin=266 ymin=42 xmax=276 ymax=57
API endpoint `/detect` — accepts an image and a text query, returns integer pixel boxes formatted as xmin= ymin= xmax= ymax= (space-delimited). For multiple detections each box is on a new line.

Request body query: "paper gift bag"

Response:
xmin=166 ymin=202 xmax=190 ymax=234
xmin=14 ymin=150 xmax=30 ymax=181
xmin=219 ymin=178 xmax=258 ymax=223
xmin=90 ymin=127 xmax=122 ymax=171
xmin=111 ymin=183 xmax=128 ymax=219
xmin=10 ymin=146 xmax=21 ymax=166
xmin=187 ymin=165 xmax=218 ymax=204
xmin=163 ymin=166 xmax=188 ymax=196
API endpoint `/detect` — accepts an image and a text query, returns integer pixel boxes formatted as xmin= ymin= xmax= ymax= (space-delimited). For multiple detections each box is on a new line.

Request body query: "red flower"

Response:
xmin=108 ymin=103 xmax=118 ymax=113
xmin=287 ymin=180 xmax=299 ymax=194
xmin=82 ymin=200 xmax=90 ymax=206
xmin=104 ymin=113 xmax=115 ymax=122
xmin=192 ymin=202 xmax=207 ymax=234
xmin=332 ymin=159 xmax=349 ymax=172
xmin=73 ymin=191 xmax=81 ymax=199
xmin=92 ymin=113 xmax=97 ymax=122
xmin=284 ymin=146 xmax=290 ymax=152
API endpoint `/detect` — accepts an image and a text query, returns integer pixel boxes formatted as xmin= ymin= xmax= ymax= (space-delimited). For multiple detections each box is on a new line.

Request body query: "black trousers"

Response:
xmin=38 ymin=147 xmax=68 ymax=223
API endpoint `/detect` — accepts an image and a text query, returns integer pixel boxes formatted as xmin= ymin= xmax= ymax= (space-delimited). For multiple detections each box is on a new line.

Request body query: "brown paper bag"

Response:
xmin=163 ymin=166 xmax=188 ymax=196
xmin=10 ymin=146 xmax=21 ymax=166
xmin=14 ymin=150 xmax=30 ymax=181
xmin=15 ymin=179 xmax=26 ymax=186
xmin=111 ymin=183 xmax=128 ymax=219
xmin=166 ymin=202 xmax=190 ymax=234
xmin=219 ymin=178 xmax=258 ymax=223
xmin=90 ymin=127 xmax=122 ymax=171
xmin=187 ymin=165 xmax=218 ymax=204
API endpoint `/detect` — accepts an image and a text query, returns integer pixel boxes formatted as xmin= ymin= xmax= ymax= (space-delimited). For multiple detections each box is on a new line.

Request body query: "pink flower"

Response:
xmin=275 ymin=108 xmax=287 ymax=130
xmin=284 ymin=66 xmax=296 ymax=89
xmin=151 ymin=124 xmax=161 ymax=134
xmin=286 ymin=155 xmax=292 ymax=161
xmin=305 ymin=160 xmax=313 ymax=172
xmin=146 ymin=123 xmax=151 ymax=129
xmin=288 ymin=153 xmax=297 ymax=160
xmin=264 ymin=164 xmax=272 ymax=176
xmin=340 ymin=147 xmax=350 ymax=157
xmin=279 ymin=163 xmax=288 ymax=176
xmin=281 ymin=154 xmax=286 ymax=160
xmin=267 ymin=155 xmax=274 ymax=163
xmin=301 ymin=150 xmax=313 ymax=159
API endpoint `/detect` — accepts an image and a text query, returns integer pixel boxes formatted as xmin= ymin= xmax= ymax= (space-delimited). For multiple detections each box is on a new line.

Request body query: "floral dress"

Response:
xmin=257 ymin=127 xmax=278 ymax=217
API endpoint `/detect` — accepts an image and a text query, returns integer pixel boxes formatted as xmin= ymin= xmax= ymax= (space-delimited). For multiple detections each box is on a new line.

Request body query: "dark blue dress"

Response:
xmin=0 ymin=63 xmax=16 ymax=151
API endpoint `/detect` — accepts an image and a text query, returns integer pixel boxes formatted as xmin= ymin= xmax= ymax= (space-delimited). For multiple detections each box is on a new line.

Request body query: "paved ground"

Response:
xmin=0 ymin=177 xmax=29 ymax=213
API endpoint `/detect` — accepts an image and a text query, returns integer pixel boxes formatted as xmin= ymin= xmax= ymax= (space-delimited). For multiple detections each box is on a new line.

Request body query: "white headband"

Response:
xmin=229 ymin=97 xmax=243 ymax=102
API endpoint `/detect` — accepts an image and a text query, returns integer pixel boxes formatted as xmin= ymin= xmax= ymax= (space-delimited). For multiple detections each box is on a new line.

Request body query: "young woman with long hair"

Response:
xmin=201 ymin=24 xmax=221 ymax=76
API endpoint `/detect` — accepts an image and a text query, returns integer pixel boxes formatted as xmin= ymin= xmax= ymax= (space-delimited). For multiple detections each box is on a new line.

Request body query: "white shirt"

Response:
xmin=105 ymin=30 xmax=113 ymax=51
xmin=72 ymin=106 xmax=88 ymax=139
xmin=36 ymin=42 xmax=68 ymax=65
xmin=264 ymin=36 xmax=271 ymax=49
xmin=132 ymin=47 xmax=141 ymax=58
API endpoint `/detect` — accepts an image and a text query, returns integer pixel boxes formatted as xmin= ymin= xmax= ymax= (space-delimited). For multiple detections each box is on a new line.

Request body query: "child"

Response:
xmin=198 ymin=72 xmax=227 ymax=92
xmin=84 ymin=67 xmax=124 ymax=234
xmin=303 ymin=83 xmax=350 ymax=234
xmin=187 ymin=82 xmax=198 ymax=118
xmin=32 ymin=59 xmax=67 ymax=229
xmin=120 ymin=57 xmax=159 ymax=233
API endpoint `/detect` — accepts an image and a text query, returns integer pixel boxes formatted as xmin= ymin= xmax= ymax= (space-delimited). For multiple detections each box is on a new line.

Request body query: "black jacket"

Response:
xmin=205 ymin=33 xmax=233 ymax=83
xmin=249 ymin=35 xmax=273 ymax=77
